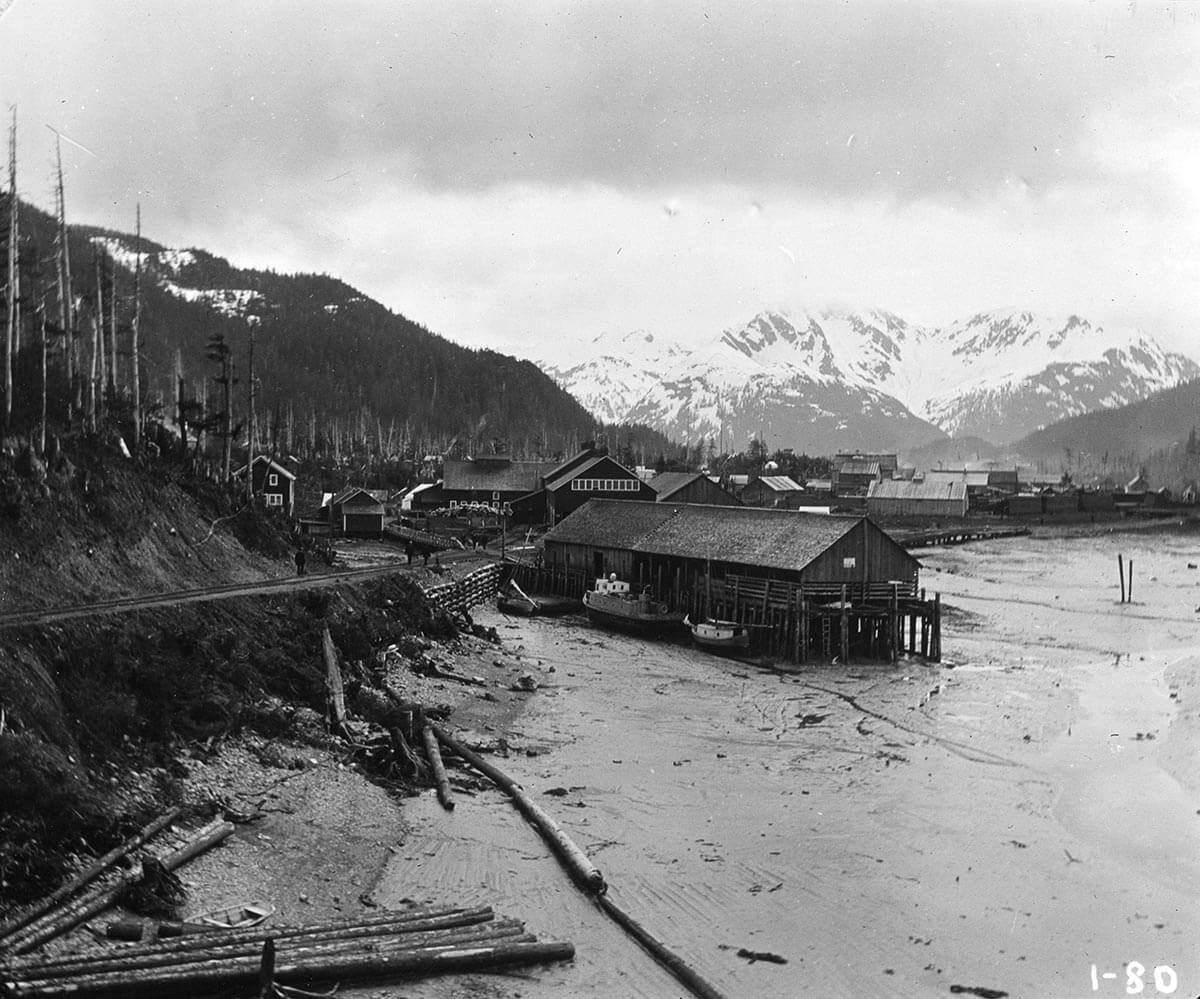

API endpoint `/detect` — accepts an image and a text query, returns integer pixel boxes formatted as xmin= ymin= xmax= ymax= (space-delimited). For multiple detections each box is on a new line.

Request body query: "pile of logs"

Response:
xmin=0 ymin=904 xmax=574 ymax=998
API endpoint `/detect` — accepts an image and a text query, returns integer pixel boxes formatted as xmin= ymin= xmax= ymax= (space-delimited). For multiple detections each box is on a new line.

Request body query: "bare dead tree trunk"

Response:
xmin=131 ymin=202 xmax=142 ymax=449
xmin=94 ymin=250 xmax=106 ymax=423
xmin=108 ymin=255 xmax=118 ymax=399
xmin=246 ymin=326 xmax=255 ymax=501
xmin=54 ymin=135 xmax=77 ymax=421
xmin=38 ymin=296 xmax=47 ymax=454
xmin=4 ymin=108 xmax=16 ymax=434
xmin=222 ymin=354 xmax=233 ymax=483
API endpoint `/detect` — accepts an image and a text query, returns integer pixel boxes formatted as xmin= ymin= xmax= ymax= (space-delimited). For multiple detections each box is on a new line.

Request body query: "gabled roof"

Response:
xmin=543 ymin=453 xmax=643 ymax=492
xmin=868 ymin=479 xmax=967 ymax=501
xmin=647 ymin=471 xmax=704 ymax=499
xmin=544 ymin=500 xmax=917 ymax=574
xmin=444 ymin=458 xmax=551 ymax=493
xmin=233 ymin=456 xmax=295 ymax=480
xmin=332 ymin=486 xmax=385 ymax=508
xmin=752 ymin=475 xmax=803 ymax=492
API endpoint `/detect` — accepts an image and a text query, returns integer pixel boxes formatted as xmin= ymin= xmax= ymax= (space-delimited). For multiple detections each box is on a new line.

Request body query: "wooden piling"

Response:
xmin=1118 ymin=553 xmax=1126 ymax=603
xmin=839 ymin=584 xmax=849 ymax=663
xmin=1127 ymin=559 xmax=1133 ymax=603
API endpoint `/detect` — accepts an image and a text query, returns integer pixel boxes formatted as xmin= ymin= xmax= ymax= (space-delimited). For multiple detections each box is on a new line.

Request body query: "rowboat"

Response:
xmin=196 ymin=900 xmax=275 ymax=929
xmin=684 ymin=615 xmax=751 ymax=654
xmin=582 ymin=576 xmax=685 ymax=635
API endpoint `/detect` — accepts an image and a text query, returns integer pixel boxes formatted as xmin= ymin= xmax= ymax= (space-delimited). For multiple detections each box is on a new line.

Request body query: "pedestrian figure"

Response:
xmin=423 ymin=550 xmax=430 ymax=566
xmin=405 ymin=542 xmax=414 ymax=564
xmin=295 ymin=548 xmax=307 ymax=576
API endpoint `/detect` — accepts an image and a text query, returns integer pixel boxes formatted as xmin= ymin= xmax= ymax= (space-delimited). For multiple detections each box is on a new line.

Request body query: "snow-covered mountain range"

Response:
xmin=541 ymin=309 xmax=1199 ymax=452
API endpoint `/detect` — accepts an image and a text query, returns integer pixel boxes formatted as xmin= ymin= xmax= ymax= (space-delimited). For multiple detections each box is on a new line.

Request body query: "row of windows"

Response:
xmin=572 ymin=478 xmax=640 ymax=492
xmin=265 ymin=493 xmax=284 ymax=506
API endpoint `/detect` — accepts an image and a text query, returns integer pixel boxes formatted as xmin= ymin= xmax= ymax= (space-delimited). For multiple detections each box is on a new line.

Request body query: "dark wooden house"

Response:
xmin=648 ymin=471 xmax=741 ymax=506
xmin=833 ymin=460 xmax=883 ymax=497
xmin=235 ymin=456 xmax=296 ymax=516
xmin=540 ymin=450 xmax=657 ymax=526
xmin=442 ymin=456 xmax=554 ymax=510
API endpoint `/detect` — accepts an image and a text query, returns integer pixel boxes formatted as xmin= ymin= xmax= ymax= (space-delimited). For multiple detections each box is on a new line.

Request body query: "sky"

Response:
xmin=1 ymin=0 xmax=1198 ymax=364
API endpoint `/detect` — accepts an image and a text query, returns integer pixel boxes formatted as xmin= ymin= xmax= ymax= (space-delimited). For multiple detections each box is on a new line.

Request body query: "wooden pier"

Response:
xmin=899 ymin=525 xmax=1030 ymax=548
xmin=509 ymin=560 xmax=941 ymax=666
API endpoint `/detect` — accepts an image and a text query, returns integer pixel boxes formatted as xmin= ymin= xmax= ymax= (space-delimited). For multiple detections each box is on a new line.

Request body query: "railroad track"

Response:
xmin=0 ymin=560 xmax=463 ymax=630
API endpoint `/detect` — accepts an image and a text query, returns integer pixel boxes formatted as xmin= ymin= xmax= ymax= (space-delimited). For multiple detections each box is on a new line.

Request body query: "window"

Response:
xmin=572 ymin=477 xmax=640 ymax=492
xmin=266 ymin=493 xmax=283 ymax=507
xmin=268 ymin=474 xmax=278 ymax=486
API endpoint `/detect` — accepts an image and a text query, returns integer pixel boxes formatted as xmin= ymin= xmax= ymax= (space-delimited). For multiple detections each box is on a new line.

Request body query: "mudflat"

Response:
xmin=375 ymin=524 xmax=1200 ymax=998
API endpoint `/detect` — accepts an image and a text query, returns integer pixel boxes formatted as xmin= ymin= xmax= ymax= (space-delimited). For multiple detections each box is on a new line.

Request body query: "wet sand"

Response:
xmin=378 ymin=525 xmax=1200 ymax=998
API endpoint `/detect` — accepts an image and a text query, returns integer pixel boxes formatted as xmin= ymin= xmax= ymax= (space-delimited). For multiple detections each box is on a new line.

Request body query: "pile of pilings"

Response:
xmin=0 ymin=904 xmax=574 ymax=998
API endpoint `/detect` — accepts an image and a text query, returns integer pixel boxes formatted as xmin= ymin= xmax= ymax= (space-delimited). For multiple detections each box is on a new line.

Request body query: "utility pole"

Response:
xmin=131 ymin=203 xmax=142 ymax=449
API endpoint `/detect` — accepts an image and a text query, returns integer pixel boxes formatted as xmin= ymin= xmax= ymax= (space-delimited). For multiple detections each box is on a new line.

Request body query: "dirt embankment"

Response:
xmin=0 ymin=442 xmax=497 ymax=913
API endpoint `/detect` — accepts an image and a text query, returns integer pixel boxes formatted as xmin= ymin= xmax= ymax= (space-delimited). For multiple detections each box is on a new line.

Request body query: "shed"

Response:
xmin=833 ymin=461 xmax=882 ymax=496
xmin=740 ymin=475 xmax=804 ymax=508
xmin=542 ymin=500 xmax=920 ymax=599
xmin=867 ymin=479 xmax=968 ymax=519
xmin=648 ymin=471 xmax=741 ymax=507
xmin=329 ymin=486 xmax=387 ymax=536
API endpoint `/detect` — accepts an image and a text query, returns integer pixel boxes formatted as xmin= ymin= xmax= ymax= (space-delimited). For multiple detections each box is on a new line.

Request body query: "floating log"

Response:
xmin=2 ymin=820 xmax=234 ymax=956
xmin=421 ymin=725 xmax=455 ymax=811
xmin=431 ymin=725 xmax=604 ymax=894
xmin=0 ymin=807 xmax=184 ymax=948
xmin=2 ymin=938 xmax=575 ymax=998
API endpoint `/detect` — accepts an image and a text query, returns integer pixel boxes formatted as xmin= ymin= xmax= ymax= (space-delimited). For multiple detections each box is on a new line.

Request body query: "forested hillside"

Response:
xmin=5 ymin=200 xmax=602 ymax=458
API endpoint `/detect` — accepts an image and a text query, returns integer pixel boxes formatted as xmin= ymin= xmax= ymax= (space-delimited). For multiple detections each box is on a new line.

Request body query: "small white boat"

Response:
xmin=685 ymin=615 xmax=751 ymax=654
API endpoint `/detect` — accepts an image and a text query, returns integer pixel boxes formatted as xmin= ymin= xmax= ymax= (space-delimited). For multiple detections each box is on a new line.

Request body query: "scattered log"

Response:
xmin=2 ymin=819 xmax=234 ymax=956
xmin=321 ymin=626 xmax=349 ymax=738
xmin=7 ymin=906 xmax=494 ymax=975
xmin=597 ymin=893 xmax=730 ymax=999
xmin=431 ymin=724 xmax=605 ymax=893
xmin=12 ymin=917 xmax=528 ymax=981
xmin=0 ymin=806 xmax=184 ymax=948
xmin=2 ymin=938 xmax=576 ymax=998
xmin=421 ymin=725 xmax=455 ymax=811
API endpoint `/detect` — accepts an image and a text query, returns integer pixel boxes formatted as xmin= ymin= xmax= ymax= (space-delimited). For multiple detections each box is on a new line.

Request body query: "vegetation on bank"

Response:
xmin=0 ymin=440 xmax=461 ymax=908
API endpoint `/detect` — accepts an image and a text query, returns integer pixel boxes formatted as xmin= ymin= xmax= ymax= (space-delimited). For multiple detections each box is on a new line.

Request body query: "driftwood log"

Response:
xmin=420 ymin=725 xmax=455 ymax=810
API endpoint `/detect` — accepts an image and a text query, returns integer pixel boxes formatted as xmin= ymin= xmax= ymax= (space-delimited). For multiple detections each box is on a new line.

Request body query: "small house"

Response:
xmin=740 ymin=475 xmax=804 ymax=508
xmin=234 ymin=456 xmax=296 ymax=516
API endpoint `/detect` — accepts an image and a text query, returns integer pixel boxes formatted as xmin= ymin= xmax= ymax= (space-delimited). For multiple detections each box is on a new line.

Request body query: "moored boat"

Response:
xmin=582 ymin=576 xmax=685 ymax=634
xmin=684 ymin=615 xmax=751 ymax=654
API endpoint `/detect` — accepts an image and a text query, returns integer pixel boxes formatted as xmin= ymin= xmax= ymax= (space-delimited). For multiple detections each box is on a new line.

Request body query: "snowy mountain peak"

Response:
xmin=545 ymin=305 xmax=1200 ymax=448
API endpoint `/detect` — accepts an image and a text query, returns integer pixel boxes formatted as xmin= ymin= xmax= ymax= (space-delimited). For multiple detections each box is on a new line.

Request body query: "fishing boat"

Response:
xmin=582 ymin=575 xmax=685 ymax=634
xmin=684 ymin=615 xmax=751 ymax=654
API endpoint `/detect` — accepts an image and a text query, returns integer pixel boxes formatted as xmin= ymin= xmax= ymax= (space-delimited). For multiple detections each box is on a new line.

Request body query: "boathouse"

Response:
xmin=527 ymin=500 xmax=938 ymax=663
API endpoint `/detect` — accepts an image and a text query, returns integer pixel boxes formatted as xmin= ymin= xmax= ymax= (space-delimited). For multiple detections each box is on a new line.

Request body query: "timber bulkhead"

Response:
xmin=515 ymin=500 xmax=941 ymax=664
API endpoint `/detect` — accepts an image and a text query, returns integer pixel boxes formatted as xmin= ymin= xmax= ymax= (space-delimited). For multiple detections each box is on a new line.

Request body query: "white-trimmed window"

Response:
xmin=268 ymin=473 xmax=278 ymax=486
xmin=572 ymin=478 xmax=639 ymax=492
xmin=266 ymin=493 xmax=283 ymax=507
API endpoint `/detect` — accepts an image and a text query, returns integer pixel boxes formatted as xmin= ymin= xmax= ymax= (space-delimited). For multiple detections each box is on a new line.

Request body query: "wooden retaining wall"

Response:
xmin=422 ymin=563 xmax=506 ymax=615
xmin=509 ymin=561 xmax=941 ymax=666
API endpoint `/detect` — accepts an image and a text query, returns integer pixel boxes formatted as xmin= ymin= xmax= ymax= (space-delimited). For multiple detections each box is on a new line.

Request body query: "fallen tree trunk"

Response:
xmin=421 ymin=725 xmax=455 ymax=810
xmin=0 ymin=807 xmax=184 ymax=948
xmin=3 ymin=938 xmax=575 ymax=998
xmin=431 ymin=724 xmax=605 ymax=894
xmin=2 ymin=819 xmax=234 ymax=956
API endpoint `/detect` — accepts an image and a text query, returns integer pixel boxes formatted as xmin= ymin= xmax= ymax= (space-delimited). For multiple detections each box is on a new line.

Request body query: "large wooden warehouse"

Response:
xmin=527 ymin=501 xmax=938 ymax=663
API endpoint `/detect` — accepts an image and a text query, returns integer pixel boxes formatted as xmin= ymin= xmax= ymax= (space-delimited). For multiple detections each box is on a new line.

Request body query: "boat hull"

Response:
xmin=686 ymin=616 xmax=752 ymax=654
xmin=583 ymin=591 xmax=685 ymax=635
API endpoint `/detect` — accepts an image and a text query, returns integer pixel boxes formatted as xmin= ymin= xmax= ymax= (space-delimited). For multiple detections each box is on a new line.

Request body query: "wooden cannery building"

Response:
xmin=867 ymin=479 xmax=968 ymax=519
xmin=526 ymin=500 xmax=939 ymax=663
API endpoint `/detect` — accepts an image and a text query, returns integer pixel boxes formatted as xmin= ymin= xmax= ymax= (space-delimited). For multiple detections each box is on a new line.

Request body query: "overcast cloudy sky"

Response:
xmin=1 ymin=0 xmax=1197 ymax=362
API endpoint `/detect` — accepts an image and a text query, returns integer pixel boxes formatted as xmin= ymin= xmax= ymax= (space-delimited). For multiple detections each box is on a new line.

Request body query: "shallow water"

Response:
xmin=380 ymin=528 xmax=1200 ymax=997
